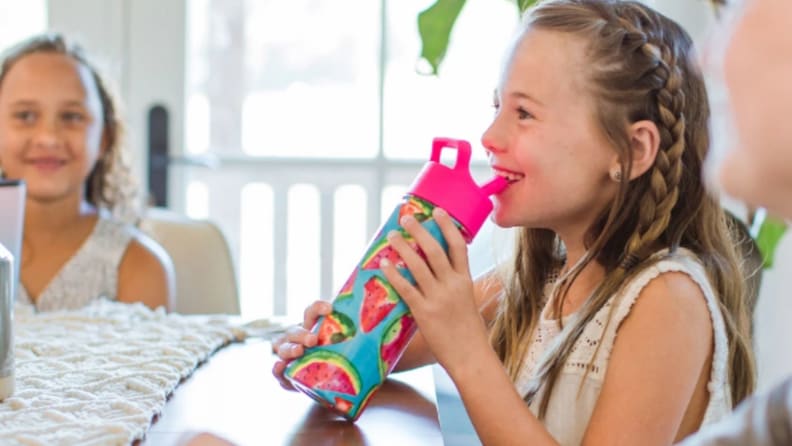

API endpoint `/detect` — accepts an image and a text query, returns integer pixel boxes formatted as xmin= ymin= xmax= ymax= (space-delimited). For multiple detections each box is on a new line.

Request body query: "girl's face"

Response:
xmin=482 ymin=29 xmax=619 ymax=236
xmin=0 ymin=52 xmax=105 ymax=204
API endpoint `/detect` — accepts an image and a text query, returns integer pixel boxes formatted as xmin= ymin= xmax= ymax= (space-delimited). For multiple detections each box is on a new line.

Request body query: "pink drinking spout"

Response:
xmin=408 ymin=137 xmax=507 ymax=242
xmin=480 ymin=175 xmax=509 ymax=196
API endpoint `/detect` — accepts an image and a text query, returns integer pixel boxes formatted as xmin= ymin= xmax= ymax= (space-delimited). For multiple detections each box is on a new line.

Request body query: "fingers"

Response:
xmin=393 ymin=215 xmax=452 ymax=280
xmin=275 ymin=325 xmax=318 ymax=357
xmin=303 ymin=300 xmax=332 ymax=329
xmin=271 ymin=300 xmax=329 ymax=357
xmin=432 ymin=208 xmax=470 ymax=274
xmin=381 ymin=257 xmax=424 ymax=310
xmin=272 ymin=360 xmax=296 ymax=391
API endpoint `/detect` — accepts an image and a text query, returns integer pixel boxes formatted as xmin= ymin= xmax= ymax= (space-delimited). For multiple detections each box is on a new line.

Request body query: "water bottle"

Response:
xmin=284 ymin=137 xmax=508 ymax=421
xmin=0 ymin=243 xmax=14 ymax=401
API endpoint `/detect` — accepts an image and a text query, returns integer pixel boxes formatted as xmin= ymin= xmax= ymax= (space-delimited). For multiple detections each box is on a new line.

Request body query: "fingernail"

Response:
xmin=380 ymin=258 xmax=391 ymax=268
xmin=434 ymin=208 xmax=447 ymax=217
xmin=386 ymin=230 xmax=399 ymax=241
xmin=400 ymin=215 xmax=414 ymax=226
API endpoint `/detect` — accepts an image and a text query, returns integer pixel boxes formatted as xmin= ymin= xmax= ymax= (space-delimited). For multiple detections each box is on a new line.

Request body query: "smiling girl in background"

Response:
xmin=0 ymin=33 xmax=173 ymax=311
xmin=274 ymin=1 xmax=756 ymax=444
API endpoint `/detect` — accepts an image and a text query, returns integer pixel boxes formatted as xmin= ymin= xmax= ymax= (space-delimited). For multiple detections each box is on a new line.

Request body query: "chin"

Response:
xmin=491 ymin=209 xmax=520 ymax=229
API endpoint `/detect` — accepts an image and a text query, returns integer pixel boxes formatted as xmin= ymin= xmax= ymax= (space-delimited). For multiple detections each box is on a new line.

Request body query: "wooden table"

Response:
xmin=143 ymin=338 xmax=444 ymax=446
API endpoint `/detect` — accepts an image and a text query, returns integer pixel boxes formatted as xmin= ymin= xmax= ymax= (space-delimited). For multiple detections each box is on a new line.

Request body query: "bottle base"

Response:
xmin=0 ymin=374 xmax=13 ymax=401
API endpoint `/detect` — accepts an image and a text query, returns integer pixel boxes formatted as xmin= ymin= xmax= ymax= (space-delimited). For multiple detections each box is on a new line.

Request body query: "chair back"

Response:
xmin=139 ymin=208 xmax=240 ymax=315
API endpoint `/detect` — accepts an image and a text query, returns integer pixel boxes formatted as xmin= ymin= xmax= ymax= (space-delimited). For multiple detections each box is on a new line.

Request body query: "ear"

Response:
xmin=624 ymin=120 xmax=660 ymax=180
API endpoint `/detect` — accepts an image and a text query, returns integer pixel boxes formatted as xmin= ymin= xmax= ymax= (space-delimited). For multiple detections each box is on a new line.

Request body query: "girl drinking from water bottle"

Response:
xmin=274 ymin=1 xmax=756 ymax=444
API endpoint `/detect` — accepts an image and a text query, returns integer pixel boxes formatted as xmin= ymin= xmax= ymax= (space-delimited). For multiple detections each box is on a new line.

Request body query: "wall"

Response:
xmin=47 ymin=0 xmax=187 ymax=211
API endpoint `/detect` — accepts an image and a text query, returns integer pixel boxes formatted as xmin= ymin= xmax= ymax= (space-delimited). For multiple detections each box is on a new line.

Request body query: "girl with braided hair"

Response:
xmin=0 ymin=33 xmax=174 ymax=311
xmin=273 ymin=1 xmax=755 ymax=444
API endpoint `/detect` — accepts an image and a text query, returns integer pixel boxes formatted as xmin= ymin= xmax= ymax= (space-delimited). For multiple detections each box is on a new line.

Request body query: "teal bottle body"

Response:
xmin=282 ymin=137 xmax=508 ymax=421
xmin=283 ymin=194 xmax=452 ymax=421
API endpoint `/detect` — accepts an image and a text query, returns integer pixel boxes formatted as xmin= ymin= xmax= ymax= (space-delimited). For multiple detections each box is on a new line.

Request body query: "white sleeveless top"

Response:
xmin=514 ymin=249 xmax=732 ymax=445
xmin=17 ymin=217 xmax=135 ymax=312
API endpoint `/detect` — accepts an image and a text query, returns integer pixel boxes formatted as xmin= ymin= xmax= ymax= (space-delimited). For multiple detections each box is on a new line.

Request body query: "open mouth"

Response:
xmin=491 ymin=166 xmax=525 ymax=184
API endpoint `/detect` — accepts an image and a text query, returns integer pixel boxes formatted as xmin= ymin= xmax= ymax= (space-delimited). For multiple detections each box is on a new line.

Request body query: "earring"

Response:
xmin=610 ymin=169 xmax=622 ymax=183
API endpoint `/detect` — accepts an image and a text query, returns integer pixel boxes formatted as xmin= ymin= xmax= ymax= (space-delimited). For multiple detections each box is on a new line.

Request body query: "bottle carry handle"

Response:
xmin=430 ymin=137 xmax=472 ymax=172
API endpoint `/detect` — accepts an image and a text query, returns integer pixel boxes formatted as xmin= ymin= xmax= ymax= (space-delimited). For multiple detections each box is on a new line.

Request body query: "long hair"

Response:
xmin=488 ymin=0 xmax=755 ymax=418
xmin=0 ymin=33 xmax=138 ymax=221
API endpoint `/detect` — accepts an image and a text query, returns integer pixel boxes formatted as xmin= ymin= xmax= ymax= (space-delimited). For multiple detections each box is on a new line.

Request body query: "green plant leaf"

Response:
xmin=755 ymin=216 xmax=788 ymax=269
xmin=517 ymin=0 xmax=541 ymax=14
xmin=417 ymin=0 xmax=466 ymax=75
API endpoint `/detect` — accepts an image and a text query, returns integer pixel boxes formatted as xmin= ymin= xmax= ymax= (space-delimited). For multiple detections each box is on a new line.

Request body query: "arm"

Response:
xmin=117 ymin=234 xmax=175 ymax=311
xmin=583 ymin=271 xmax=714 ymax=445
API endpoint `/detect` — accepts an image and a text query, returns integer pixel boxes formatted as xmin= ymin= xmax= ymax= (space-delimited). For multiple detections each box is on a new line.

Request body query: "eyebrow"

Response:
xmin=10 ymin=99 xmax=87 ymax=108
xmin=509 ymin=91 xmax=545 ymax=107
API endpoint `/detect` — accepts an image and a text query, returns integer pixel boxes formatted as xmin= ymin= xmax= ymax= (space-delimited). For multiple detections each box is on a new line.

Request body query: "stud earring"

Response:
xmin=610 ymin=169 xmax=622 ymax=183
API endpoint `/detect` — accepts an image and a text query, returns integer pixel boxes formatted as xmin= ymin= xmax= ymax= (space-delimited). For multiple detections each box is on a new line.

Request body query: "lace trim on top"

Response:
xmin=515 ymin=248 xmax=732 ymax=425
xmin=17 ymin=217 xmax=135 ymax=312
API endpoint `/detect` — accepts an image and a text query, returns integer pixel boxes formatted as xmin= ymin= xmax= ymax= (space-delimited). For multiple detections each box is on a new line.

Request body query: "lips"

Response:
xmin=491 ymin=166 xmax=525 ymax=183
xmin=27 ymin=158 xmax=67 ymax=171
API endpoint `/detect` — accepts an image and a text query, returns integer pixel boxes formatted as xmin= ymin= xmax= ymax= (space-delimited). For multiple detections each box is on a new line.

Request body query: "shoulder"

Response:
xmin=117 ymin=231 xmax=175 ymax=310
xmin=619 ymin=265 xmax=712 ymax=345
xmin=122 ymin=233 xmax=172 ymax=273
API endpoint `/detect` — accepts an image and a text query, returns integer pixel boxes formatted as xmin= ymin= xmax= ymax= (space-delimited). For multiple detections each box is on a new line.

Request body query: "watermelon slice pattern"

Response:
xmin=289 ymin=350 xmax=362 ymax=396
xmin=359 ymin=197 xmax=435 ymax=271
xmin=316 ymin=311 xmax=356 ymax=346
xmin=359 ymin=276 xmax=399 ymax=333
xmin=336 ymin=270 xmax=357 ymax=302
xmin=379 ymin=312 xmax=417 ymax=377
xmin=398 ymin=196 xmax=434 ymax=223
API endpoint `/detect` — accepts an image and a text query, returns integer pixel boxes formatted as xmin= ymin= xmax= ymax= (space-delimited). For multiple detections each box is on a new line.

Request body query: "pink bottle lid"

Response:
xmin=408 ymin=137 xmax=508 ymax=241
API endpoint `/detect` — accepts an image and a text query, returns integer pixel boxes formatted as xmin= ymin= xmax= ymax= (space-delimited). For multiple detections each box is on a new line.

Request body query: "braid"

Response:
xmin=621 ymin=39 xmax=687 ymax=267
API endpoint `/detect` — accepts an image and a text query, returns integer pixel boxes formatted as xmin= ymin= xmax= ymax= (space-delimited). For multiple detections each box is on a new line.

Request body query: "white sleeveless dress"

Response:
xmin=514 ymin=248 xmax=732 ymax=445
xmin=17 ymin=218 xmax=135 ymax=312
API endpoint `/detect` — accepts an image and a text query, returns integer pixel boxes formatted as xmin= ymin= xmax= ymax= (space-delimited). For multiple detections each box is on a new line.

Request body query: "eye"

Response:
xmin=61 ymin=111 xmax=86 ymax=123
xmin=517 ymin=107 xmax=533 ymax=120
xmin=12 ymin=110 xmax=36 ymax=124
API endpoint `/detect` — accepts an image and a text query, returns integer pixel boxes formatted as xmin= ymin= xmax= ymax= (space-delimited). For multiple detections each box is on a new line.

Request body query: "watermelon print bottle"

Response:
xmin=284 ymin=137 xmax=508 ymax=421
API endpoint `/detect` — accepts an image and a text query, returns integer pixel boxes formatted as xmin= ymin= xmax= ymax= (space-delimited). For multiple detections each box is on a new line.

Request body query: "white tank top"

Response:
xmin=17 ymin=217 xmax=135 ymax=312
xmin=514 ymin=248 xmax=732 ymax=445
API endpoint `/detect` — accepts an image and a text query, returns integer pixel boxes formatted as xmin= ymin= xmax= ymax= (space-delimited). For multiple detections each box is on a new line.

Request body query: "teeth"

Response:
xmin=493 ymin=169 xmax=524 ymax=183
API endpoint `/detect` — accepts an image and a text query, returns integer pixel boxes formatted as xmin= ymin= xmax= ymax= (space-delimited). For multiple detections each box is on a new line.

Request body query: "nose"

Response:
xmin=481 ymin=119 xmax=505 ymax=157
xmin=31 ymin=118 xmax=61 ymax=150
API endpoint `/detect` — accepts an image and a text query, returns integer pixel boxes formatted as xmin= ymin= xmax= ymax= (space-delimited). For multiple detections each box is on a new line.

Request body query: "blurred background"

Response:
xmin=1 ymin=0 xmax=789 ymax=391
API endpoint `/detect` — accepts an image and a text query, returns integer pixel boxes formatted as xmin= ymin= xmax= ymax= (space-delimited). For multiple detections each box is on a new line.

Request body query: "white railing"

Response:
xmin=176 ymin=158 xmax=493 ymax=319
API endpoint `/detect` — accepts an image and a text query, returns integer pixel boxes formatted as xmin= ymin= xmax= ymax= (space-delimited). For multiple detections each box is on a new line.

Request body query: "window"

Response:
xmin=184 ymin=0 xmax=518 ymax=318
xmin=0 ymin=0 xmax=47 ymax=52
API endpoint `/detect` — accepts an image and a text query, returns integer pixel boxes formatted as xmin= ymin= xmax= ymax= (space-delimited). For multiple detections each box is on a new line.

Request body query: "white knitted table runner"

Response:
xmin=0 ymin=300 xmax=246 ymax=446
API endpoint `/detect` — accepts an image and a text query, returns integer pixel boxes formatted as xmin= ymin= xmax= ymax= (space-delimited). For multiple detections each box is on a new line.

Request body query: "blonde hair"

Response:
xmin=488 ymin=0 xmax=755 ymax=418
xmin=0 ymin=33 xmax=138 ymax=221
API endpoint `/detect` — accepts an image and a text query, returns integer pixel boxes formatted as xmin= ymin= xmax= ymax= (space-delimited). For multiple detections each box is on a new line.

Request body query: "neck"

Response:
xmin=554 ymin=229 xmax=606 ymax=313
xmin=24 ymin=195 xmax=95 ymax=235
